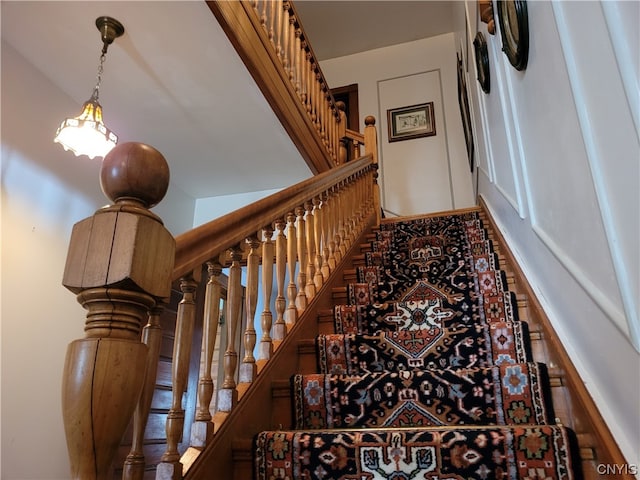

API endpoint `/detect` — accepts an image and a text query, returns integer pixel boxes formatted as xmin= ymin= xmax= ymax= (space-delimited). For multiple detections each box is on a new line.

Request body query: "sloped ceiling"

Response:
xmin=1 ymin=1 xmax=454 ymax=199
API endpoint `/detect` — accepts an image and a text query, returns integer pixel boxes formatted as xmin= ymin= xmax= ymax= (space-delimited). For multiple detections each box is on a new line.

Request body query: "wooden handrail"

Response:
xmin=174 ymin=155 xmax=373 ymax=280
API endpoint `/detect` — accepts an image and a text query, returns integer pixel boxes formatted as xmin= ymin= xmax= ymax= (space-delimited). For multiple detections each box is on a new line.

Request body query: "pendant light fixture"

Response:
xmin=54 ymin=16 xmax=125 ymax=159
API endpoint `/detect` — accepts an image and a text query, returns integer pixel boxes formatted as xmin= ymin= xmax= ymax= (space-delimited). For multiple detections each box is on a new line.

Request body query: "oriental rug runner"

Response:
xmin=254 ymin=209 xmax=580 ymax=479
xmin=255 ymin=426 xmax=579 ymax=480
xmin=292 ymin=362 xmax=553 ymax=429
xmin=317 ymin=321 xmax=532 ymax=375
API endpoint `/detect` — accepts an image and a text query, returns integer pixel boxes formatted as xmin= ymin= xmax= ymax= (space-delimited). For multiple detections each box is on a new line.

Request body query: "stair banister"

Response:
xmin=173 ymin=155 xmax=376 ymax=280
xmin=164 ymin=154 xmax=378 ymax=477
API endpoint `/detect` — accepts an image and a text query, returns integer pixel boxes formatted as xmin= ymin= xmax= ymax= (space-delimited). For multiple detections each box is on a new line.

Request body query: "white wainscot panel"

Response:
xmin=482 ymin=32 xmax=519 ymax=214
xmin=550 ymin=1 xmax=639 ymax=349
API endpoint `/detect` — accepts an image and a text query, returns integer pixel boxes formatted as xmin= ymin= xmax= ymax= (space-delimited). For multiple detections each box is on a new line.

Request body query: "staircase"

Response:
xmin=253 ymin=207 xmax=581 ymax=479
xmin=59 ymin=2 xmax=633 ymax=477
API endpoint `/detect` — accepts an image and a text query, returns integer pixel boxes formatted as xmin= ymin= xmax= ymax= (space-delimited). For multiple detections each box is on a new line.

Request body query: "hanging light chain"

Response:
xmin=91 ymin=51 xmax=107 ymax=102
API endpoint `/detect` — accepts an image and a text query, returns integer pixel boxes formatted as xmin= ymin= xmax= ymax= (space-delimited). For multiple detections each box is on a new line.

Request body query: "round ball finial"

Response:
xmin=101 ymin=142 xmax=170 ymax=208
xmin=365 ymin=115 xmax=376 ymax=126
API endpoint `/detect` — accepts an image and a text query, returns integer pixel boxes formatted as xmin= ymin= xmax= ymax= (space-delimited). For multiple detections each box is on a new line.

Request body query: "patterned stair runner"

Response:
xmin=317 ymin=321 xmax=532 ymax=374
xmin=255 ymin=426 xmax=578 ymax=479
xmin=292 ymin=362 xmax=554 ymax=429
xmin=254 ymin=210 xmax=580 ymax=479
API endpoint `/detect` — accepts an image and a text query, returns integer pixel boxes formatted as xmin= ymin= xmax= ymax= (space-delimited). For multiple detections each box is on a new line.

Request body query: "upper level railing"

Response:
xmin=208 ymin=0 xmax=348 ymax=173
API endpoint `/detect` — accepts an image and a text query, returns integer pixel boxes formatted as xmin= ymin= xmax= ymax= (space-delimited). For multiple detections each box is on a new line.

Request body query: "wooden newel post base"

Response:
xmin=61 ymin=143 xmax=174 ymax=480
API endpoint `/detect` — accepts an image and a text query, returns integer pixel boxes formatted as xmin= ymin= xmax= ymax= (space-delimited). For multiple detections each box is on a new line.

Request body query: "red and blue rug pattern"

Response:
xmin=292 ymin=362 xmax=553 ymax=429
xmin=255 ymin=425 xmax=578 ymax=480
xmin=317 ymin=321 xmax=532 ymax=375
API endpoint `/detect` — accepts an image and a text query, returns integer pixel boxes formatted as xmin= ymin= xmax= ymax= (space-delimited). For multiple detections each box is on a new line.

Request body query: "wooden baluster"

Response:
xmin=344 ymin=176 xmax=355 ymax=244
xmin=239 ymin=236 xmax=260 ymax=384
xmin=312 ymin=196 xmax=324 ymax=290
xmin=123 ymin=305 xmax=164 ymax=480
xmin=351 ymin=176 xmax=360 ymax=241
xmin=304 ymin=50 xmax=313 ymax=117
xmin=315 ymin=71 xmax=322 ymax=130
xmin=295 ymin=206 xmax=308 ymax=313
xmin=190 ymin=262 xmax=223 ymax=448
xmin=273 ymin=219 xmax=287 ymax=340
xmin=287 ymin=16 xmax=296 ymax=82
xmin=326 ymin=100 xmax=333 ymax=157
xmin=320 ymin=88 xmax=327 ymax=146
xmin=304 ymin=201 xmax=317 ymax=301
xmin=336 ymin=181 xmax=346 ymax=259
xmin=280 ymin=1 xmax=290 ymax=73
xmin=364 ymin=115 xmax=381 ymax=224
xmin=258 ymin=226 xmax=274 ymax=360
xmin=327 ymin=97 xmax=333 ymax=158
xmin=285 ymin=211 xmax=298 ymax=326
xmin=268 ymin=0 xmax=276 ymax=45
xmin=158 ymin=273 xmax=198 ymax=478
xmin=217 ymin=246 xmax=243 ymax=414
xmin=325 ymin=94 xmax=332 ymax=150
xmin=61 ymin=143 xmax=173 ymax=480
xmin=331 ymin=106 xmax=338 ymax=164
xmin=326 ymin=189 xmax=337 ymax=271
xmin=358 ymin=171 xmax=367 ymax=228
xmin=299 ymin=41 xmax=308 ymax=107
xmin=351 ymin=175 xmax=359 ymax=240
xmin=320 ymin=192 xmax=331 ymax=280
xmin=259 ymin=0 xmax=268 ymax=31
xmin=274 ymin=0 xmax=283 ymax=58
xmin=358 ymin=172 xmax=367 ymax=231
xmin=317 ymin=76 xmax=324 ymax=139
xmin=294 ymin=28 xmax=302 ymax=95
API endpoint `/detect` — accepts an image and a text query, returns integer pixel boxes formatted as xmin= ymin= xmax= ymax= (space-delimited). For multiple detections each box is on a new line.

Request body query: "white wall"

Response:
xmin=193 ymin=188 xmax=282 ymax=227
xmin=320 ymin=33 xmax=475 ymax=217
xmin=1 ymin=42 xmax=196 ymax=479
xmin=463 ymin=0 xmax=639 ymax=466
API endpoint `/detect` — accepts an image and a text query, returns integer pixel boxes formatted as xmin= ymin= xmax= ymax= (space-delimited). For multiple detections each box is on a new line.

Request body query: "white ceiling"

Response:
xmin=1 ymin=1 xmax=454 ymax=200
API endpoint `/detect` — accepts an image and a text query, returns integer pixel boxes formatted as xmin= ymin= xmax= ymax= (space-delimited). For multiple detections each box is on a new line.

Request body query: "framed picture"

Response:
xmin=457 ymin=53 xmax=475 ymax=172
xmin=473 ymin=32 xmax=490 ymax=94
xmin=496 ymin=0 xmax=529 ymax=71
xmin=387 ymin=102 xmax=436 ymax=143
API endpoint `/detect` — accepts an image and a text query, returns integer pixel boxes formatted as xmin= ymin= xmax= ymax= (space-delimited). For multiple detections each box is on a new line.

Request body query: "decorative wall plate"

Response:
xmin=496 ymin=0 xmax=529 ymax=71
xmin=473 ymin=32 xmax=490 ymax=94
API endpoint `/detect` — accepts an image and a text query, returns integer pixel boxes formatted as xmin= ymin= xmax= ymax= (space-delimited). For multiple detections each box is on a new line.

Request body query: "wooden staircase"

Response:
xmin=58 ymin=2 xmax=633 ymax=478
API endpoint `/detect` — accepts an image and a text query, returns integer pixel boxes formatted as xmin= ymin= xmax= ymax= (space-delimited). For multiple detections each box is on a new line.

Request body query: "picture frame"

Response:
xmin=457 ymin=53 xmax=475 ymax=172
xmin=387 ymin=102 xmax=436 ymax=143
xmin=496 ymin=0 xmax=529 ymax=71
xmin=473 ymin=32 xmax=490 ymax=94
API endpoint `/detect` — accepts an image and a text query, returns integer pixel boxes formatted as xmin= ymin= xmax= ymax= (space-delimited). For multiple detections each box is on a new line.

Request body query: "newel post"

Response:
xmin=61 ymin=142 xmax=175 ymax=480
xmin=364 ymin=115 xmax=381 ymax=224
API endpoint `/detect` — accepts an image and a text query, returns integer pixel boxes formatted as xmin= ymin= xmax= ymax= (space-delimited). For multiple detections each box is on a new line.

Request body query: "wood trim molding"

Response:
xmin=206 ymin=1 xmax=334 ymax=175
xmin=479 ymin=197 xmax=632 ymax=479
